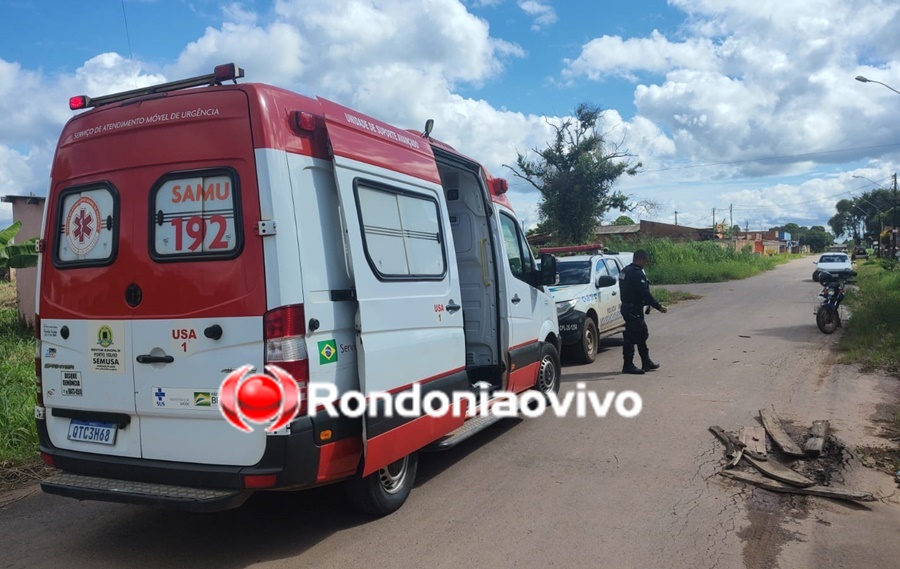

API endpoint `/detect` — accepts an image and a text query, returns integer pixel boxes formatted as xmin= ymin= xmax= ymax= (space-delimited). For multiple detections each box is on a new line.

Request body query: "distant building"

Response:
xmin=1 ymin=194 xmax=45 ymax=328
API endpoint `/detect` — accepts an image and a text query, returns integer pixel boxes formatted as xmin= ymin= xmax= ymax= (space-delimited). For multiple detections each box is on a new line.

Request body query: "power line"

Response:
xmin=121 ymin=0 xmax=137 ymax=85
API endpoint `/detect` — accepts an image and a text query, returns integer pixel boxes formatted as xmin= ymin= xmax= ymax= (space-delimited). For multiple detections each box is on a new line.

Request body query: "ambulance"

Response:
xmin=34 ymin=64 xmax=560 ymax=516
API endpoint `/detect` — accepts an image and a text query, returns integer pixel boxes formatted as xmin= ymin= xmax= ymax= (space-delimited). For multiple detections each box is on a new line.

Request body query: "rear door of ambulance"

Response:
xmin=39 ymin=87 xmax=267 ymax=466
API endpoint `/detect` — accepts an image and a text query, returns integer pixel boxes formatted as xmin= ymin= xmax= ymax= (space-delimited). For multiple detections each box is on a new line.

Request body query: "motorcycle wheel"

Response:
xmin=816 ymin=305 xmax=839 ymax=334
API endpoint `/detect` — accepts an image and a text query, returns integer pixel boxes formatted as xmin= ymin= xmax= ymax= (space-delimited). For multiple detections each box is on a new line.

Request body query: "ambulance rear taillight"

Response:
xmin=264 ymin=305 xmax=309 ymax=414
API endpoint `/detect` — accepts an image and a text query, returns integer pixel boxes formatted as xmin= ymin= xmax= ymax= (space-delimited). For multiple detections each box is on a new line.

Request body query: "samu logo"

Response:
xmin=219 ymin=365 xmax=300 ymax=433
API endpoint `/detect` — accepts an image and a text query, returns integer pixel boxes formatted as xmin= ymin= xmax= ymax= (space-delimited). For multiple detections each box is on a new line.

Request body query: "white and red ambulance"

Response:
xmin=34 ymin=64 xmax=560 ymax=516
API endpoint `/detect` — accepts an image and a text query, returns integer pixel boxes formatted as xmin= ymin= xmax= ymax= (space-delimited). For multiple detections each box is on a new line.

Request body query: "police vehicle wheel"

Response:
xmin=577 ymin=318 xmax=598 ymax=364
xmin=344 ymin=453 xmax=418 ymax=517
xmin=535 ymin=343 xmax=561 ymax=397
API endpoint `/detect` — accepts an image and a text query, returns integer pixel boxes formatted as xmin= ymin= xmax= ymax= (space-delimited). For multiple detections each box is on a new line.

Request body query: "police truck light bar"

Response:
xmin=68 ymin=63 xmax=245 ymax=111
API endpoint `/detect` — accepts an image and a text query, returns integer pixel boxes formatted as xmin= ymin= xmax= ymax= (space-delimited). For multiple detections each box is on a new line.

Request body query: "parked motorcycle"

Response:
xmin=814 ymin=270 xmax=856 ymax=334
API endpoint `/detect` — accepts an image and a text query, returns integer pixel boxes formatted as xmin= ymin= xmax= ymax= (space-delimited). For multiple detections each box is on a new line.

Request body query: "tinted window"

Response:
xmin=557 ymin=261 xmax=592 ymax=285
xmin=499 ymin=212 xmax=536 ymax=285
xmin=150 ymin=169 xmax=242 ymax=261
xmin=604 ymin=259 xmax=620 ymax=278
xmin=357 ymin=182 xmax=445 ymax=279
xmin=55 ymin=183 xmax=119 ymax=268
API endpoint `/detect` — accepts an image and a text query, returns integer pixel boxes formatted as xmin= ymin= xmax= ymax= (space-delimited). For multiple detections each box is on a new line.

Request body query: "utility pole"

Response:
xmin=894 ymin=173 xmax=898 ymax=257
xmin=712 ymin=208 xmax=716 ymax=238
xmin=730 ymin=204 xmax=734 ymax=247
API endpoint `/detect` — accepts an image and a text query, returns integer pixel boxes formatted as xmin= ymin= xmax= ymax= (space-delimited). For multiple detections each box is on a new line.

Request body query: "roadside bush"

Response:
xmin=842 ymin=265 xmax=900 ymax=373
xmin=604 ymin=237 xmax=788 ymax=284
xmin=0 ymin=305 xmax=37 ymax=464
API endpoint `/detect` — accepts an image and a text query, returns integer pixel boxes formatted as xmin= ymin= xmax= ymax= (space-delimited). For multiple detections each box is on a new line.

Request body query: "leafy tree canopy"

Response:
xmin=507 ymin=103 xmax=641 ymax=245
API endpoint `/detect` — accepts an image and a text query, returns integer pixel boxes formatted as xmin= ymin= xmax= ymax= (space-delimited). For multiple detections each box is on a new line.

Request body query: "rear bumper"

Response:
xmin=37 ymin=409 xmax=361 ymax=511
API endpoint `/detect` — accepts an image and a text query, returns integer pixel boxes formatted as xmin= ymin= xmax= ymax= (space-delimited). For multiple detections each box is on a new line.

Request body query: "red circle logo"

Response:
xmin=236 ymin=375 xmax=283 ymax=422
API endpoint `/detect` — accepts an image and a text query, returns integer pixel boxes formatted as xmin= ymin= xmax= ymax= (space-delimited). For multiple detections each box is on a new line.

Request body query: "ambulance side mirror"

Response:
xmin=539 ymin=254 xmax=557 ymax=286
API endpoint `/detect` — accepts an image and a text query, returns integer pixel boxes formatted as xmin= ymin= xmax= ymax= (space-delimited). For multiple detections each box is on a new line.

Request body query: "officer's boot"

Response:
xmin=639 ymin=345 xmax=659 ymax=371
xmin=622 ymin=342 xmax=645 ymax=375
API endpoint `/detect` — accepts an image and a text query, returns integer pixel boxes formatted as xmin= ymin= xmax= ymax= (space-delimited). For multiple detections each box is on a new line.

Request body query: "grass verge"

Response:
xmin=840 ymin=261 xmax=900 ymax=374
xmin=604 ymin=236 xmax=798 ymax=284
xmin=652 ymin=288 xmax=702 ymax=305
xmin=0 ymin=280 xmax=40 ymax=491
xmin=840 ymin=260 xmax=900 ymax=477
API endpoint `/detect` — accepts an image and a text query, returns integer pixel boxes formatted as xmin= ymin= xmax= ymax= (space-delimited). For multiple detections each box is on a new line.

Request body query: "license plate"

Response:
xmin=67 ymin=419 xmax=117 ymax=445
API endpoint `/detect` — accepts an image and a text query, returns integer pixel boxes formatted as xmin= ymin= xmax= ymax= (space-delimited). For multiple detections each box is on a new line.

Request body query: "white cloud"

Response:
xmin=517 ymin=1 xmax=557 ymax=31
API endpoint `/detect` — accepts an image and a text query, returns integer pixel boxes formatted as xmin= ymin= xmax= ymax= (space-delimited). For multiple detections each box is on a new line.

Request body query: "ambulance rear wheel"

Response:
xmin=344 ymin=452 xmax=418 ymax=517
xmin=577 ymin=319 xmax=598 ymax=364
xmin=534 ymin=343 xmax=561 ymax=398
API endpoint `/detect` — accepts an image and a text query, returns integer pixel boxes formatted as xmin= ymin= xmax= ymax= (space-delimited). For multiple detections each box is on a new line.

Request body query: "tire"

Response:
xmin=534 ymin=342 xmax=561 ymax=398
xmin=816 ymin=305 xmax=839 ymax=334
xmin=576 ymin=318 xmax=598 ymax=364
xmin=344 ymin=453 xmax=418 ymax=517
xmin=812 ymin=270 xmax=820 ymax=282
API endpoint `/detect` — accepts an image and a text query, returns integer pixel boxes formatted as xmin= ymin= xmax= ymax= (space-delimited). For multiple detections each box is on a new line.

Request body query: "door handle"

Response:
xmin=446 ymin=301 xmax=461 ymax=314
xmin=612 ymin=291 xmax=617 ymax=296
xmin=511 ymin=294 xmax=521 ymax=304
xmin=136 ymin=355 xmax=175 ymax=364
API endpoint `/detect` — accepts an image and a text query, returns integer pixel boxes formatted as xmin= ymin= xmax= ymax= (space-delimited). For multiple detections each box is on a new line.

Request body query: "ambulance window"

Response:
xmin=150 ymin=169 xmax=242 ymax=261
xmin=54 ymin=184 xmax=118 ymax=267
xmin=355 ymin=182 xmax=446 ymax=279
xmin=500 ymin=212 xmax=535 ymax=283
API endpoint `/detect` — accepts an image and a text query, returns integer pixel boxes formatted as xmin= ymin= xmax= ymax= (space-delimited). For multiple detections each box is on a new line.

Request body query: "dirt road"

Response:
xmin=1 ymin=257 xmax=898 ymax=568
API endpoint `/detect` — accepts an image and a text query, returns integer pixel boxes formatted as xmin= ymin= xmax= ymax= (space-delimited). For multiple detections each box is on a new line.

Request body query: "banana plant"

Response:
xmin=0 ymin=221 xmax=38 ymax=271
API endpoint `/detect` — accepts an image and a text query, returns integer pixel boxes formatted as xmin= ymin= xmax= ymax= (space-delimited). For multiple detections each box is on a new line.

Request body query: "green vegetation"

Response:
xmin=652 ymin=288 xmax=701 ymax=305
xmin=840 ymin=262 xmax=900 ymax=374
xmin=508 ymin=103 xmax=640 ymax=244
xmin=0 ymin=306 xmax=37 ymax=466
xmin=606 ymin=237 xmax=797 ymax=284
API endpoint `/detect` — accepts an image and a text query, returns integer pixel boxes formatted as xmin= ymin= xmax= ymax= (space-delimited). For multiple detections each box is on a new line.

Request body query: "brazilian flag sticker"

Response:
xmin=193 ymin=392 xmax=212 ymax=407
xmin=318 ymin=340 xmax=338 ymax=365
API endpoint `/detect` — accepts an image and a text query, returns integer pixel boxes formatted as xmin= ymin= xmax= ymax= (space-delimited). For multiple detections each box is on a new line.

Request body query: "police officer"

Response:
xmin=618 ymin=250 xmax=667 ymax=374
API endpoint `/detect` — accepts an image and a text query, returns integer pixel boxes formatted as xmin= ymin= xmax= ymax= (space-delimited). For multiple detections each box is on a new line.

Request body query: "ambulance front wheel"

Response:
xmin=344 ymin=452 xmax=419 ymax=517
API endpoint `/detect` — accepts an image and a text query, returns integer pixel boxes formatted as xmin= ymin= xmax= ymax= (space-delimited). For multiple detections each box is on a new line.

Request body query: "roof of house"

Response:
xmin=1 ymin=195 xmax=45 ymax=204
xmin=595 ymin=224 xmax=641 ymax=235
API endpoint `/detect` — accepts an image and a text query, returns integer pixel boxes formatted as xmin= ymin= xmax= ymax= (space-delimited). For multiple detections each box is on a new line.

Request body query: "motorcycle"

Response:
xmin=814 ymin=270 xmax=856 ymax=334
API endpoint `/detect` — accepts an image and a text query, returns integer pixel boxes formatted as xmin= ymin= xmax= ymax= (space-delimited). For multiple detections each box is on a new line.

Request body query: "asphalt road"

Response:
xmin=2 ymin=257 xmax=898 ymax=569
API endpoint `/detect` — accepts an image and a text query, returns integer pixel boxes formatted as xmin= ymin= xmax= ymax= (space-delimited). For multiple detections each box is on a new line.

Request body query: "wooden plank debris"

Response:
xmin=710 ymin=425 xmax=766 ymax=462
xmin=719 ymin=470 xmax=875 ymax=503
xmin=804 ymin=420 xmax=830 ymax=457
xmin=741 ymin=425 xmax=768 ymax=459
xmin=709 ymin=425 xmax=739 ymax=459
xmin=759 ymin=406 xmax=806 ymax=457
xmin=742 ymin=455 xmax=815 ymax=487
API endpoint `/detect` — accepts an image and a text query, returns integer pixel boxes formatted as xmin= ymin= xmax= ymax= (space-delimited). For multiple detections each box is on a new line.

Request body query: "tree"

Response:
xmin=612 ymin=215 xmax=635 ymax=226
xmin=507 ymin=103 xmax=641 ymax=245
xmin=0 ymin=221 xmax=38 ymax=278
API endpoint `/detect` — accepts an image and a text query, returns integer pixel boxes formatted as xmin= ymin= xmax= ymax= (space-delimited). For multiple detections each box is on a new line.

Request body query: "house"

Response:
xmin=1 ymin=194 xmax=45 ymax=328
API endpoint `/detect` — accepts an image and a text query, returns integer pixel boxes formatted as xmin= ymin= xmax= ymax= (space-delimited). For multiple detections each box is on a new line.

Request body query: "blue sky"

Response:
xmin=3 ymin=0 xmax=900 ymax=237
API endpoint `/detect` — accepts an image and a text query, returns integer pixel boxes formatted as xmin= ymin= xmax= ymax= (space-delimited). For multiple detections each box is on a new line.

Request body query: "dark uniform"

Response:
xmin=619 ymin=262 xmax=663 ymax=371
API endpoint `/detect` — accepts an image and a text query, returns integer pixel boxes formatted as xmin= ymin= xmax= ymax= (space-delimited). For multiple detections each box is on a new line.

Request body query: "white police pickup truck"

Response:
xmin=547 ymin=252 xmax=628 ymax=363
